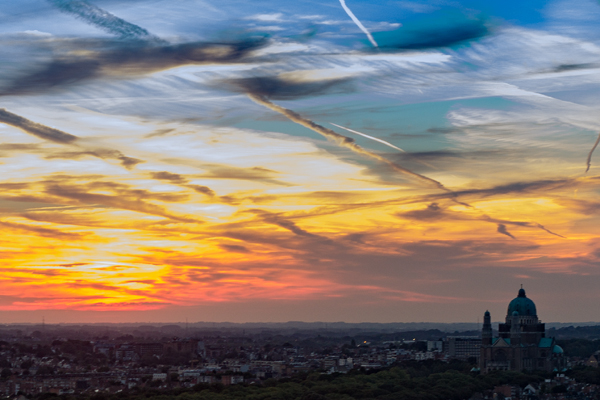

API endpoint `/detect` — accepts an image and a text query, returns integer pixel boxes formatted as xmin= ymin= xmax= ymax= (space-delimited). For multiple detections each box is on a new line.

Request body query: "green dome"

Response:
xmin=507 ymin=288 xmax=537 ymax=316
xmin=553 ymin=345 xmax=564 ymax=354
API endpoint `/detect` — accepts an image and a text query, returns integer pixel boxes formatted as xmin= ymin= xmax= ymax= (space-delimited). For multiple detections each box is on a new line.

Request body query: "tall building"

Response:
xmin=447 ymin=336 xmax=481 ymax=361
xmin=479 ymin=288 xmax=564 ymax=373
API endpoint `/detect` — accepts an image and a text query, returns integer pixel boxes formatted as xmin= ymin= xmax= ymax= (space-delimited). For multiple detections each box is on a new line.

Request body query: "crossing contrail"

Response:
xmin=330 ymin=123 xmax=405 ymax=152
xmin=248 ymin=93 xmax=448 ymax=191
xmin=330 ymin=122 xmax=440 ymax=170
xmin=338 ymin=0 xmax=378 ymax=48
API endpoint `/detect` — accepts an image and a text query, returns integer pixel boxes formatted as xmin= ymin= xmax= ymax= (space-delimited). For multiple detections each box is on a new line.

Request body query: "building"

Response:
xmin=479 ymin=287 xmax=565 ymax=373
xmin=115 ymin=344 xmax=138 ymax=362
xmin=163 ymin=339 xmax=199 ymax=355
xmin=447 ymin=336 xmax=481 ymax=361
xmin=137 ymin=342 xmax=163 ymax=357
xmin=586 ymin=352 xmax=600 ymax=368
xmin=152 ymin=373 xmax=167 ymax=381
xmin=427 ymin=340 xmax=443 ymax=352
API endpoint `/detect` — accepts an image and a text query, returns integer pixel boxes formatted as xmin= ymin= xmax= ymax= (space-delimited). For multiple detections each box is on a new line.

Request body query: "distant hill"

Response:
xmin=549 ymin=324 xmax=600 ymax=339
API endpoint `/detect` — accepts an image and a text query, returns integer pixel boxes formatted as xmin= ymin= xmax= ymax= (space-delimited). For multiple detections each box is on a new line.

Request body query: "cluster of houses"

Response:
xmin=0 ymin=331 xmax=597 ymax=397
xmin=0 ymin=336 xmax=451 ymax=396
xmin=470 ymin=374 xmax=599 ymax=400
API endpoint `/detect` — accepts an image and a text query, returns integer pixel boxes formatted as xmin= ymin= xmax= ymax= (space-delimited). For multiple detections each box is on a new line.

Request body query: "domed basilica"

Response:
xmin=480 ymin=288 xmax=564 ymax=373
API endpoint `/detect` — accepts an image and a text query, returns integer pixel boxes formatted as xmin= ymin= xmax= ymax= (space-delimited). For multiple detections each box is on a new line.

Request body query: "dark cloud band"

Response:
xmin=1 ymin=37 xmax=268 ymax=97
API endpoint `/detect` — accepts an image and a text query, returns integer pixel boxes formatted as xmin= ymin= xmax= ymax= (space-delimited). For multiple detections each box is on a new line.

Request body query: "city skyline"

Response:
xmin=0 ymin=0 xmax=599 ymax=323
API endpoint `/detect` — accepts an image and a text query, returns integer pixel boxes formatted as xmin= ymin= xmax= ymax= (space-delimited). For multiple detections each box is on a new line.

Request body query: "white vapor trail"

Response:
xmin=338 ymin=0 xmax=378 ymax=48
xmin=330 ymin=123 xmax=404 ymax=152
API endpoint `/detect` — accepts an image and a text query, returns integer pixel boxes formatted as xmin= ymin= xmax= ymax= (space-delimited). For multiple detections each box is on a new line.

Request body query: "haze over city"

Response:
xmin=1 ymin=0 xmax=600 ymax=325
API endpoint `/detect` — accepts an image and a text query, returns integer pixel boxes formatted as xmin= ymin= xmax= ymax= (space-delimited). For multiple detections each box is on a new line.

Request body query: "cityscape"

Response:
xmin=0 ymin=289 xmax=597 ymax=399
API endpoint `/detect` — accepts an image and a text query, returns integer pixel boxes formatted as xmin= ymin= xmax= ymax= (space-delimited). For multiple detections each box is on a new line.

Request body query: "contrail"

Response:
xmin=0 ymin=108 xmax=142 ymax=169
xmin=0 ymin=108 xmax=77 ymax=144
xmin=330 ymin=123 xmax=405 ymax=152
xmin=48 ymin=0 xmax=158 ymax=40
xmin=585 ymin=132 xmax=600 ymax=173
xmin=330 ymin=122 xmax=439 ymax=170
xmin=536 ymin=223 xmax=565 ymax=238
xmin=338 ymin=0 xmax=378 ymax=48
xmin=248 ymin=93 xmax=447 ymax=191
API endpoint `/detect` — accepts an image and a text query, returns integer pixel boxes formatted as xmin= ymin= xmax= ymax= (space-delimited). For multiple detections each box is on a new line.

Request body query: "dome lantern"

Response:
xmin=507 ymin=287 xmax=537 ymax=317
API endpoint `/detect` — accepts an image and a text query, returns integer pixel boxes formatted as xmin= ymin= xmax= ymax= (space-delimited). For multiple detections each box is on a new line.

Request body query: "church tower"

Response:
xmin=482 ymin=310 xmax=492 ymax=346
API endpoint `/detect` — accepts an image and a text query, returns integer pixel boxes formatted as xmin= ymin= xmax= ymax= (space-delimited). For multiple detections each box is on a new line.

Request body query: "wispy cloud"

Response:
xmin=218 ymin=244 xmax=251 ymax=253
xmin=45 ymin=183 xmax=200 ymax=223
xmin=0 ymin=220 xmax=89 ymax=241
xmin=246 ymin=13 xmax=285 ymax=22
xmin=586 ymin=132 xmax=600 ymax=172
xmin=497 ymin=223 xmax=516 ymax=239
xmin=150 ymin=171 xmax=217 ymax=198
xmin=397 ymin=201 xmax=565 ymax=239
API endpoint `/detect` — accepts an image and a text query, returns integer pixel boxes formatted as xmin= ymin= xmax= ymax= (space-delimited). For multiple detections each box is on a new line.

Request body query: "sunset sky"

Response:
xmin=1 ymin=0 xmax=600 ymax=324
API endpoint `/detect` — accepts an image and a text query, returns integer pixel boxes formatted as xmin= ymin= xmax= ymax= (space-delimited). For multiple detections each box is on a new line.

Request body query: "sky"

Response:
xmin=0 ymin=0 xmax=600 ymax=324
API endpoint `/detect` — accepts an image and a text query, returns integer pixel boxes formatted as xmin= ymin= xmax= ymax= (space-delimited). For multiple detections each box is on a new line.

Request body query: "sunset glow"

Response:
xmin=1 ymin=0 xmax=600 ymax=323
